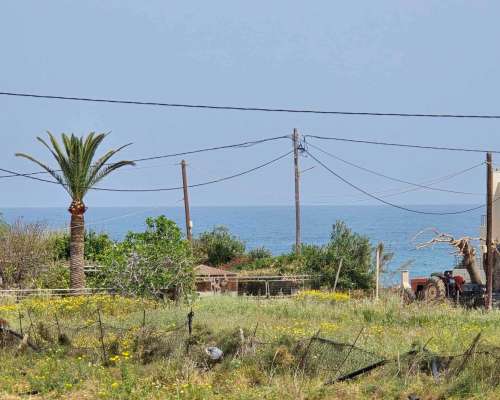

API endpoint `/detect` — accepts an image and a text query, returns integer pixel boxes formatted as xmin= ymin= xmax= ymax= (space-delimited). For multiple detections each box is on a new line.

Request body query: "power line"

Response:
xmin=305 ymin=141 xmax=484 ymax=196
xmin=131 ymin=136 xmax=289 ymax=162
xmin=0 ymin=151 xmax=291 ymax=192
xmin=3 ymin=90 xmax=500 ymax=119
xmin=0 ymin=135 xmax=289 ymax=178
xmin=306 ymin=135 xmax=500 ymax=154
xmin=306 ymin=159 xmax=486 ymax=204
xmin=305 ymin=149 xmax=485 ymax=215
xmin=69 ymin=207 xmax=163 ymax=230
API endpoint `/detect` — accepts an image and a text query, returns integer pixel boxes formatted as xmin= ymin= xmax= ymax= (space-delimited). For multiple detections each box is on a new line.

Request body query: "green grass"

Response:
xmin=0 ymin=294 xmax=499 ymax=399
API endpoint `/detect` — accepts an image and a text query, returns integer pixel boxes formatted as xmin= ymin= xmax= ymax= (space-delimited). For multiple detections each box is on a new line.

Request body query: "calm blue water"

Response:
xmin=0 ymin=206 xmax=483 ymax=282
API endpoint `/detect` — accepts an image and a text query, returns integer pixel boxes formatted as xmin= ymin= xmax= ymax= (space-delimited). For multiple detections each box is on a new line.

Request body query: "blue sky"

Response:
xmin=1 ymin=1 xmax=499 ymax=207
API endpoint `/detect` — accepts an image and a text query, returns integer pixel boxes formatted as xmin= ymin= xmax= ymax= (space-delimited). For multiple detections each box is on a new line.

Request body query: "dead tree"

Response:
xmin=414 ymin=229 xmax=483 ymax=285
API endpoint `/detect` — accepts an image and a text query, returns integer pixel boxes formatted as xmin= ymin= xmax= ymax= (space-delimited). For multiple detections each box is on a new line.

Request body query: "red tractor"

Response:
xmin=405 ymin=270 xmax=486 ymax=306
xmin=405 ymin=233 xmax=495 ymax=306
xmin=410 ymin=271 xmax=465 ymax=301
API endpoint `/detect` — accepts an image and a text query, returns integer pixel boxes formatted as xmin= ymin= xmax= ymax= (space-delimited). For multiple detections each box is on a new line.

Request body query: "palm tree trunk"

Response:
xmin=69 ymin=211 xmax=86 ymax=290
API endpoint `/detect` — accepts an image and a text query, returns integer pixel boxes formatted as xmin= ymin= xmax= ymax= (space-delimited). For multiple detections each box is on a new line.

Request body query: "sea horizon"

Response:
xmin=0 ymin=204 xmax=484 ymax=283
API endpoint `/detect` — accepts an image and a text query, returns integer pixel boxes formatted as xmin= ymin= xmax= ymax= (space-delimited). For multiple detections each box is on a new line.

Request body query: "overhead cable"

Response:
xmin=305 ymin=135 xmax=500 ymax=154
xmin=0 ymin=151 xmax=291 ymax=192
xmin=2 ymin=91 xmax=500 ymax=119
xmin=305 ymin=149 xmax=485 ymax=215
xmin=0 ymin=135 xmax=289 ymax=179
xmin=306 ymin=159 xmax=486 ymax=203
xmin=305 ymin=141 xmax=484 ymax=196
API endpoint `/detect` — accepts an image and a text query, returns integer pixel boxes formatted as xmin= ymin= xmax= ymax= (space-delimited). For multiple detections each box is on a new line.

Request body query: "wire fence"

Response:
xmin=1 ymin=302 xmax=499 ymax=386
xmin=0 ymin=275 xmax=316 ymax=301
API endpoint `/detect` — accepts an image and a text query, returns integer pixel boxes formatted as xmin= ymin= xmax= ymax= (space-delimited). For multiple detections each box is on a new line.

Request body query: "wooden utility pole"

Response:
xmin=486 ymin=152 xmax=493 ymax=310
xmin=293 ymin=128 xmax=301 ymax=255
xmin=181 ymin=159 xmax=193 ymax=242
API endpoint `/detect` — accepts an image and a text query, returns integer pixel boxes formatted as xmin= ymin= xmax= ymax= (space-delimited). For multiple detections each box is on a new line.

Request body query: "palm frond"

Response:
xmin=88 ymin=160 xmax=136 ymax=188
xmin=86 ymin=142 xmax=133 ymax=187
xmin=15 ymin=152 xmax=70 ymax=195
xmin=37 ymin=134 xmax=71 ymax=177
xmin=82 ymin=132 xmax=105 ymax=174
xmin=16 ymin=132 xmax=135 ymax=202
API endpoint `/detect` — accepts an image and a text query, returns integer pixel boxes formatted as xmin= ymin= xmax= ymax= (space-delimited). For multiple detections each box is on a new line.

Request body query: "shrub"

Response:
xmin=33 ymin=262 xmax=70 ymax=289
xmin=49 ymin=230 xmax=114 ymax=262
xmin=235 ymin=253 xmax=304 ymax=275
xmin=300 ymin=221 xmax=374 ymax=290
xmin=0 ymin=220 xmax=55 ymax=288
xmin=97 ymin=216 xmax=194 ymax=299
xmin=196 ymin=226 xmax=245 ymax=266
xmin=247 ymin=246 xmax=272 ymax=260
xmin=235 ymin=257 xmax=275 ymax=271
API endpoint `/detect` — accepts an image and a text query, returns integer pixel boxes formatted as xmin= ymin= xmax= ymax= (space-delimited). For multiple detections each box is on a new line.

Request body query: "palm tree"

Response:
xmin=16 ymin=132 xmax=135 ymax=290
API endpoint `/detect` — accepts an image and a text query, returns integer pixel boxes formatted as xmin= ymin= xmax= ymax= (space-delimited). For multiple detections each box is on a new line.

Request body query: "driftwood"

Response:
xmin=414 ymin=228 xmax=482 ymax=285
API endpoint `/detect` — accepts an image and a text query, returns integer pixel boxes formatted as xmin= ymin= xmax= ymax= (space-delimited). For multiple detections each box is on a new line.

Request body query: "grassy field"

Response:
xmin=0 ymin=292 xmax=499 ymax=399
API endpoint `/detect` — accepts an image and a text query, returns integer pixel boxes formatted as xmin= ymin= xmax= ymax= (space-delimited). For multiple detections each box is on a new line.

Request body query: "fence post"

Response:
xmin=55 ymin=313 xmax=61 ymax=337
xmin=96 ymin=308 xmax=107 ymax=364
xmin=187 ymin=308 xmax=194 ymax=336
xmin=18 ymin=311 xmax=23 ymax=335
xmin=333 ymin=259 xmax=343 ymax=294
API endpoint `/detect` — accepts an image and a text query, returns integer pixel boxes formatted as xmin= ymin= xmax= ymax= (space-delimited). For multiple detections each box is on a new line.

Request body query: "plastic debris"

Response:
xmin=205 ymin=346 xmax=223 ymax=361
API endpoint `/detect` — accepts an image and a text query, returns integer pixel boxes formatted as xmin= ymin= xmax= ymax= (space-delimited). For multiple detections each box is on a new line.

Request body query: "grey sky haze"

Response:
xmin=1 ymin=1 xmax=499 ymax=208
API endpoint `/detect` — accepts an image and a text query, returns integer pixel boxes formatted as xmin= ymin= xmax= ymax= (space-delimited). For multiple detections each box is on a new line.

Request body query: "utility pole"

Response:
xmin=293 ymin=128 xmax=301 ymax=255
xmin=181 ymin=159 xmax=193 ymax=243
xmin=486 ymin=152 xmax=493 ymax=310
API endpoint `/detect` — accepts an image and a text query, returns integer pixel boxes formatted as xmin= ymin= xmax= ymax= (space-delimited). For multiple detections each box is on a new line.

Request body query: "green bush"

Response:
xmin=235 ymin=257 xmax=275 ymax=271
xmin=300 ymin=221 xmax=374 ymax=289
xmin=96 ymin=215 xmax=194 ymax=299
xmin=196 ymin=226 xmax=245 ymax=266
xmin=50 ymin=230 xmax=114 ymax=262
xmin=247 ymin=246 xmax=272 ymax=260
xmin=33 ymin=262 xmax=70 ymax=289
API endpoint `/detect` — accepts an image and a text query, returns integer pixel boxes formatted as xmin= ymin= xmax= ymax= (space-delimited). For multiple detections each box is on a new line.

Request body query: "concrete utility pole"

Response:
xmin=181 ymin=159 xmax=193 ymax=243
xmin=486 ymin=152 xmax=493 ymax=310
xmin=293 ymin=128 xmax=301 ymax=255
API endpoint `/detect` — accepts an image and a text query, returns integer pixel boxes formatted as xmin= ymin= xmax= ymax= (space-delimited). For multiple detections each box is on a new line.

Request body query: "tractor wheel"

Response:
xmin=421 ymin=277 xmax=446 ymax=301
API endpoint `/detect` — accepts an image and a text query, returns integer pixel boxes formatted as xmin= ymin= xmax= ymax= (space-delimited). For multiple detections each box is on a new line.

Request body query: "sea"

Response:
xmin=0 ymin=205 xmax=484 ymax=284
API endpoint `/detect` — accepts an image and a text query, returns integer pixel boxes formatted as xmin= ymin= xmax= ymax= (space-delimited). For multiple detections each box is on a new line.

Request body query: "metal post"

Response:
xmin=486 ymin=152 xmax=493 ymax=310
xmin=181 ymin=159 xmax=193 ymax=242
xmin=293 ymin=129 xmax=301 ymax=255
